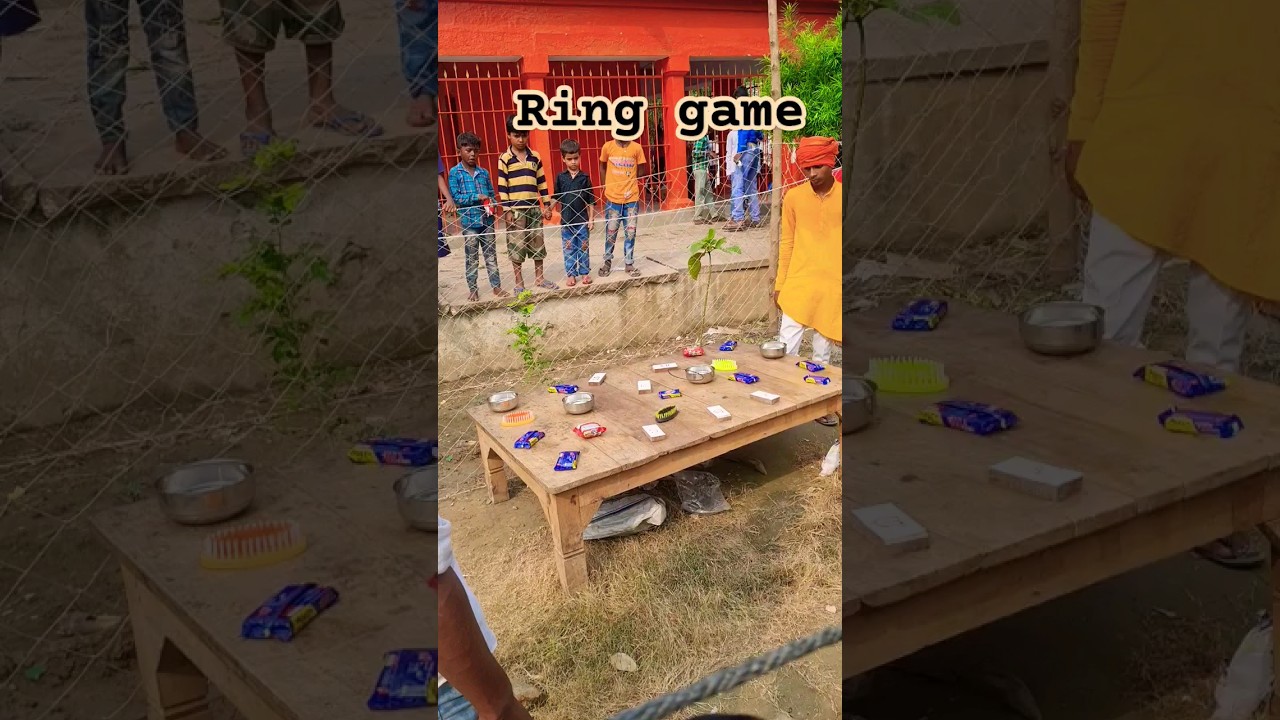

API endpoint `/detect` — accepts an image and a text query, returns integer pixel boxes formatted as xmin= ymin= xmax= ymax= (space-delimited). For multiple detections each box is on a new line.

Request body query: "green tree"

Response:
xmin=757 ymin=5 xmax=842 ymax=141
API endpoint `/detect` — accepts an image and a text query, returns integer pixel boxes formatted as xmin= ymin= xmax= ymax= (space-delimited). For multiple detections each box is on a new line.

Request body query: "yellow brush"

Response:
xmin=867 ymin=356 xmax=950 ymax=394
xmin=200 ymin=520 xmax=306 ymax=570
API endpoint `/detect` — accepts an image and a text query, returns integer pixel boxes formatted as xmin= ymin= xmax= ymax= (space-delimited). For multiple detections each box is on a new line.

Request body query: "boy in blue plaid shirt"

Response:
xmin=448 ymin=132 xmax=508 ymax=302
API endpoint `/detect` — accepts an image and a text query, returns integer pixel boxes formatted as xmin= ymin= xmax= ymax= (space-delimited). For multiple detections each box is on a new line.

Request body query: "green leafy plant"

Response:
xmin=218 ymin=140 xmax=339 ymax=401
xmin=507 ymin=290 xmax=549 ymax=376
xmin=757 ymin=5 xmax=842 ymax=141
xmin=843 ymin=0 xmax=960 ymax=186
xmin=688 ymin=228 xmax=742 ymax=337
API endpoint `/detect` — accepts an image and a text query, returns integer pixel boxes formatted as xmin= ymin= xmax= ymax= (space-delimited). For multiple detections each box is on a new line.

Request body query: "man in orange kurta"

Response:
xmin=1068 ymin=0 xmax=1271 ymax=569
xmin=777 ymin=136 xmax=842 ymax=425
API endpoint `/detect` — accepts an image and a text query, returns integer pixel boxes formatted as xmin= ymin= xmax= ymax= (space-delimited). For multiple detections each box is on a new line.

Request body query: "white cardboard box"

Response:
xmin=750 ymin=391 xmax=780 ymax=405
xmin=589 ymin=372 xmax=606 ymax=386
xmin=851 ymin=503 xmax=929 ymax=555
xmin=989 ymin=457 xmax=1083 ymax=501
xmin=637 ymin=380 xmax=652 ymax=394
xmin=642 ymin=424 xmax=666 ymax=441
xmin=652 ymin=362 xmax=678 ymax=371
xmin=707 ymin=405 xmax=731 ymax=421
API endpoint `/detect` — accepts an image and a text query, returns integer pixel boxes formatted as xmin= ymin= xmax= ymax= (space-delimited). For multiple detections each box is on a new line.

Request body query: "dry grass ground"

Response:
xmin=438 ymin=331 xmax=843 ymax=720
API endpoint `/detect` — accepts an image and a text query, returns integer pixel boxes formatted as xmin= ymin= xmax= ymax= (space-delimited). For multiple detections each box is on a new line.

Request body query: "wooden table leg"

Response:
xmin=478 ymin=429 xmax=509 ymax=503
xmin=549 ymin=493 xmax=603 ymax=593
xmin=1262 ymin=522 xmax=1280 ymax=717
xmin=121 ymin=566 xmax=214 ymax=720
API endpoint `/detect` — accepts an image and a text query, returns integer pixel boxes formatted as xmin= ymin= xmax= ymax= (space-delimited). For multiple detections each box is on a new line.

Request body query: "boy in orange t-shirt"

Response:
xmin=598 ymin=138 xmax=647 ymax=278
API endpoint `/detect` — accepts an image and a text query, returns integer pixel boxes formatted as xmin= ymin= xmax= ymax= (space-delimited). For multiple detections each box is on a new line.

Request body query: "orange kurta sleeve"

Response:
xmin=776 ymin=190 xmax=797 ymax=292
xmin=1067 ymin=0 xmax=1127 ymax=142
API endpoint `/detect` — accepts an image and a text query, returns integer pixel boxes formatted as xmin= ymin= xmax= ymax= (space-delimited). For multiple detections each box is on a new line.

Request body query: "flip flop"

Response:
xmin=513 ymin=286 xmax=525 ymax=295
xmin=312 ymin=110 xmax=384 ymax=138
xmin=537 ymin=280 xmax=557 ymax=290
xmin=1193 ymin=534 xmax=1266 ymax=570
xmin=625 ymin=266 xmax=641 ymax=278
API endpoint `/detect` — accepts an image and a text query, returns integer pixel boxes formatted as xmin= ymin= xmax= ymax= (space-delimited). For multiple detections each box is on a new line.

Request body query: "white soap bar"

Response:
xmin=652 ymin=362 xmax=678 ymax=371
xmin=642 ymin=424 xmax=665 ymax=441
xmin=589 ymin=372 xmax=606 ymax=386
xmin=637 ymin=380 xmax=652 ymax=394
xmin=707 ymin=405 xmax=731 ymax=420
xmin=750 ymin=391 xmax=780 ymax=405
xmin=989 ymin=457 xmax=1083 ymax=501
xmin=851 ymin=503 xmax=929 ymax=555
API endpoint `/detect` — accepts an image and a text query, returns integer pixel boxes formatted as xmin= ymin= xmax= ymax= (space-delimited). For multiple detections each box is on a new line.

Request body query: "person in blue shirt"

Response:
xmin=448 ymin=133 xmax=508 ymax=302
xmin=725 ymin=86 xmax=764 ymax=231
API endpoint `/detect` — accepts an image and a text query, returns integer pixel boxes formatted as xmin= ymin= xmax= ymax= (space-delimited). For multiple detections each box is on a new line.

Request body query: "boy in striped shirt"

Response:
xmin=497 ymin=115 xmax=556 ymax=292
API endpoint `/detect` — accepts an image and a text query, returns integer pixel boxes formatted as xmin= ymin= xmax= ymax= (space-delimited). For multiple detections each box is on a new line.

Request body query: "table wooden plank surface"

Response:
xmin=470 ymin=347 xmax=841 ymax=495
xmin=845 ymin=303 xmax=1280 ymax=616
xmin=93 ymin=461 xmax=434 ymax=720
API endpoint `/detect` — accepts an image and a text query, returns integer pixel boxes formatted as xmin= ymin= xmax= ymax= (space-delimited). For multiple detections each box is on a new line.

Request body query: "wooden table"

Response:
xmin=471 ymin=347 xmax=842 ymax=592
xmin=93 ymin=464 xmax=435 ymax=720
xmin=845 ymin=303 xmax=1280 ymax=694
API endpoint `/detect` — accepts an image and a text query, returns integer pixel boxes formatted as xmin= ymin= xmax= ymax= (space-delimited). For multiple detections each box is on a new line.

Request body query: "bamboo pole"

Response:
xmin=768 ymin=0 xmax=783 ymax=327
xmin=1046 ymin=0 xmax=1081 ymax=285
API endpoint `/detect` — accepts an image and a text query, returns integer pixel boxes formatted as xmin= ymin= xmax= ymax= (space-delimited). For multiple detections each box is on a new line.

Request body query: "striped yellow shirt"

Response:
xmin=496 ymin=147 xmax=549 ymax=208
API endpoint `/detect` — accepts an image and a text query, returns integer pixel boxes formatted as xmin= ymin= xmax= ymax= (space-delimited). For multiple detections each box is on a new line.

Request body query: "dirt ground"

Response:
xmin=437 ymin=327 xmax=843 ymax=720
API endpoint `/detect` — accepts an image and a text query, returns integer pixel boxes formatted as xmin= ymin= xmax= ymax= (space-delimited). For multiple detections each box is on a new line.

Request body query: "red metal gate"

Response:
xmin=438 ymin=61 xmax=522 ymax=183
xmin=543 ymin=61 xmax=666 ymax=210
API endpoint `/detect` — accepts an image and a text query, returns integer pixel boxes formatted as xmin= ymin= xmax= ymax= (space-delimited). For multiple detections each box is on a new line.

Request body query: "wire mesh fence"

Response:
xmin=847 ymin=0 xmax=1280 ymax=386
xmin=1 ymin=1 xmax=437 ymax=717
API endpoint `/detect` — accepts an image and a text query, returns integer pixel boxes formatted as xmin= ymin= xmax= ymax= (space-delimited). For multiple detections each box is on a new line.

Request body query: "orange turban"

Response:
xmin=795 ymin=136 xmax=838 ymax=169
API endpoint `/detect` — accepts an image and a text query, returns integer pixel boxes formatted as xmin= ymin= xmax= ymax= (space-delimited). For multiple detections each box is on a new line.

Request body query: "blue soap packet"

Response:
xmin=368 ymin=649 xmax=438 ymax=710
xmin=892 ymin=299 xmax=948 ymax=331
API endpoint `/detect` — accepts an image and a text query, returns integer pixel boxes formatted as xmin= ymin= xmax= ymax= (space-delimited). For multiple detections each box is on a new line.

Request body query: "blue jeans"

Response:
xmin=604 ymin=202 xmax=637 ymax=267
xmin=730 ymin=157 xmax=761 ymax=223
xmin=395 ymin=0 xmax=437 ymax=98
xmin=463 ymin=226 xmax=501 ymax=293
xmin=438 ymin=683 xmax=479 ymax=720
xmin=86 ymin=0 xmax=199 ymax=144
xmin=562 ymin=222 xmax=590 ymax=277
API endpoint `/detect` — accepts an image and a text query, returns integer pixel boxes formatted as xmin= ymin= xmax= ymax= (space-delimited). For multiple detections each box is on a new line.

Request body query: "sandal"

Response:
xmin=1193 ymin=532 xmax=1266 ymax=570
xmin=312 ymin=110 xmax=384 ymax=138
xmin=598 ymin=261 xmax=612 ymax=278
xmin=815 ymin=414 xmax=839 ymax=427
xmin=513 ymin=286 xmax=525 ymax=295
xmin=537 ymin=280 xmax=557 ymax=290
xmin=565 ymin=277 xmax=577 ymax=287
xmin=625 ymin=265 xmax=641 ymax=278
xmin=581 ymin=276 xmax=592 ymax=286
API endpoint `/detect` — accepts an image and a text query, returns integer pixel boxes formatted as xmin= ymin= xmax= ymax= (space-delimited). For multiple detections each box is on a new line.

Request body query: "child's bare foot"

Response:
xmin=406 ymin=95 xmax=435 ymax=128
xmin=467 ymin=289 xmax=480 ymax=301
xmin=565 ymin=277 xmax=576 ymax=287
xmin=582 ymin=276 xmax=592 ymax=285
xmin=175 ymin=130 xmax=227 ymax=163
xmin=492 ymin=287 xmax=509 ymax=297
xmin=94 ymin=140 xmax=129 ymax=176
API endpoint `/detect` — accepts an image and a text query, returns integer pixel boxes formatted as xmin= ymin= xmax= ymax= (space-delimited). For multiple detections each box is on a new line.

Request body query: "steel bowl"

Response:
xmin=157 ymin=459 xmax=255 ymax=526
xmin=563 ymin=391 xmax=595 ymax=415
xmin=761 ymin=340 xmax=786 ymax=359
xmin=844 ymin=378 xmax=878 ymax=435
xmin=1020 ymin=301 xmax=1104 ymax=356
xmin=488 ymin=390 xmax=519 ymax=413
xmin=393 ymin=466 xmax=437 ymax=532
xmin=686 ymin=365 xmax=715 ymax=384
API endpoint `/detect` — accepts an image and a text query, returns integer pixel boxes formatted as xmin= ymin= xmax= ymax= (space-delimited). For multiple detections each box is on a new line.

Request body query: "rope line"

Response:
xmin=607 ymin=624 xmax=842 ymax=720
